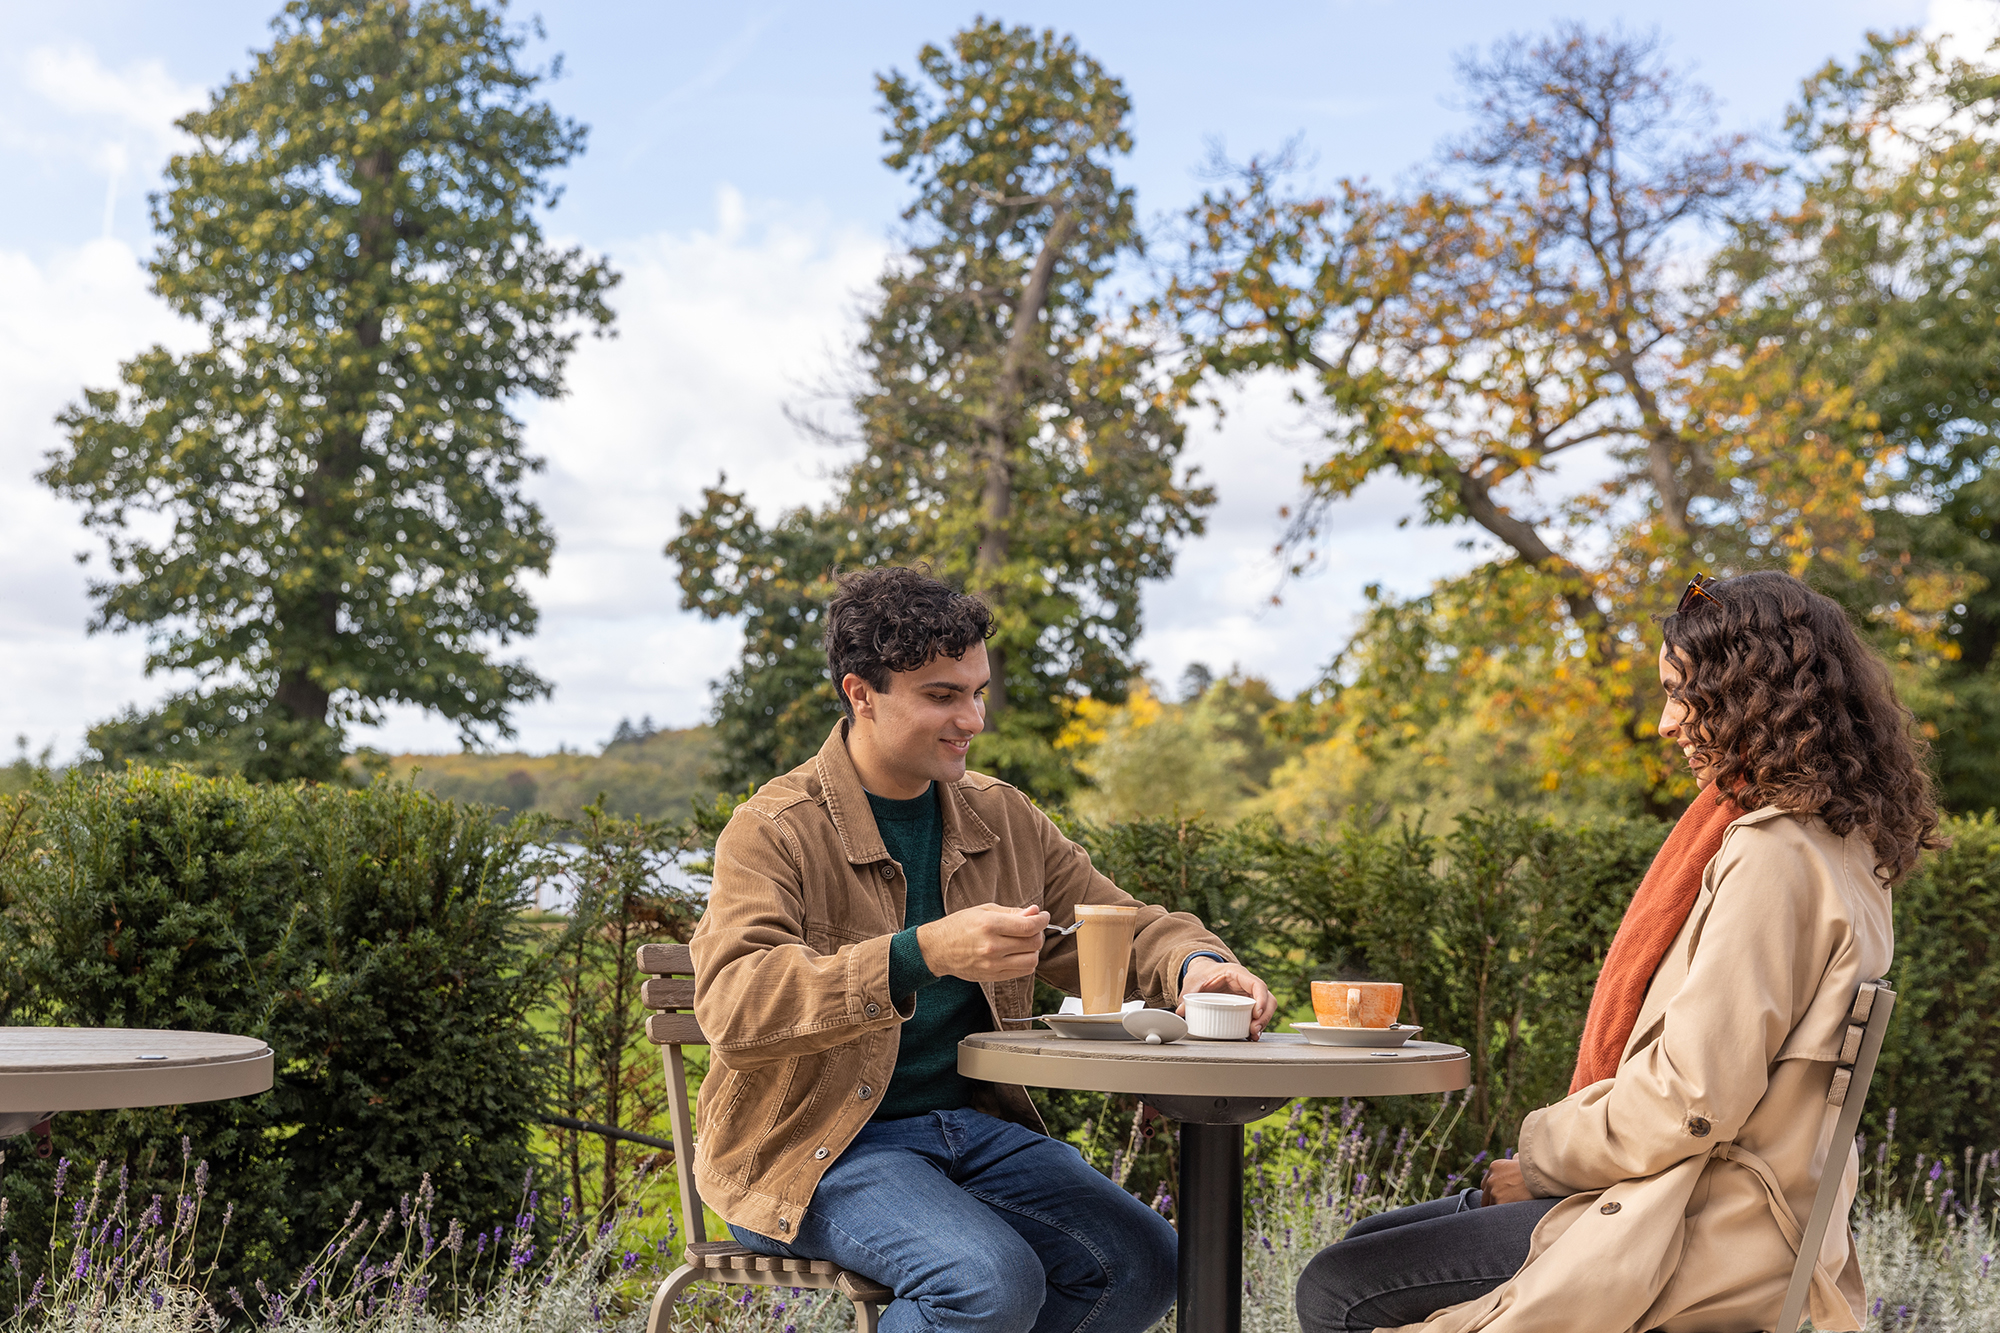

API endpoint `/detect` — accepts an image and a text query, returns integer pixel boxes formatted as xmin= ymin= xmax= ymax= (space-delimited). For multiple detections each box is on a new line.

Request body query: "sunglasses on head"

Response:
xmin=1676 ymin=573 xmax=1721 ymax=615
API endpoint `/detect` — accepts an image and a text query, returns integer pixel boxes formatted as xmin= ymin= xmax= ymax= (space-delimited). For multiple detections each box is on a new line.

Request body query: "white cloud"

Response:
xmin=0 ymin=238 xmax=200 ymax=758
xmin=21 ymin=46 xmax=205 ymax=145
xmin=1927 ymin=0 xmax=2000 ymax=61
xmin=1134 ymin=378 xmax=1483 ymax=700
xmin=362 ymin=187 xmax=892 ymax=753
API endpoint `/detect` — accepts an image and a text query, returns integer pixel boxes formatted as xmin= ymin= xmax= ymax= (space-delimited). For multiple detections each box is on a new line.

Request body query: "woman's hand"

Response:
xmin=1479 ymin=1159 xmax=1533 ymax=1206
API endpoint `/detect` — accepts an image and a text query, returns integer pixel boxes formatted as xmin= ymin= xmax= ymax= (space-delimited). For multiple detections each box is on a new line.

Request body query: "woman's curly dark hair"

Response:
xmin=823 ymin=565 xmax=994 ymax=720
xmin=1661 ymin=570 xmax=1942 ymax=883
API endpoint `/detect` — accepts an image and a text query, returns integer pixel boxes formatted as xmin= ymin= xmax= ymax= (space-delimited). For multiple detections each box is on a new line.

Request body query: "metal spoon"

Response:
xmin=1044 ymin=920 xmax=1083 ymax=937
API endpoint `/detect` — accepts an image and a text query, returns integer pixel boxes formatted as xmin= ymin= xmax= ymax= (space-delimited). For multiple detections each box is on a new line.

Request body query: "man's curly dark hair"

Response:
xmin=1662 ymin=570 xmax=1943 ymax=884
xmin=823 ymin=566 xmax=995 ymax=722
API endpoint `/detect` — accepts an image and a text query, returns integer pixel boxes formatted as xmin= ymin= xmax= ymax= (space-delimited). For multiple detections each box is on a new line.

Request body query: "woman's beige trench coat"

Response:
xmin=1388 ymin=805 xmax=1894 ymax=1333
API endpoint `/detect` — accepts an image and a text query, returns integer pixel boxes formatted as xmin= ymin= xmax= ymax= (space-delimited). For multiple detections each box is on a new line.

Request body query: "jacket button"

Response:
xmin=880 ymin=865 xmax=895 ymax=880
xmin=1687 ymin=1115 xmax=1712 ymax=1138
xmin=1600 ymin=1201 xmax=1621 ymax=1215
xmin=865 ymin=1003 xmax=880 ymax=1017
xmin=814 ymin=1147 xmax=829 ymax=1160
xmin=857 ymin=1085 xmax=873 ymax=1100
xmin=778 ymin=1218 xmax=789 ymax=1232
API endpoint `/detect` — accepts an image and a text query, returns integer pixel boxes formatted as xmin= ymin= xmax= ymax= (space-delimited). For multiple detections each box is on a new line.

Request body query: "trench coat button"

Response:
xmin=1687 ymin=1115 xmax=1712 ymax=1138
xmin=880 ymin=864 xmax=895 ymax=880
xmin=858 ymin=1085 xmax=873 ymax=1100
xmin=814 ymin=1147 xmax=829 ymax=1160
xmin=865 ymin=1003 xmax=880 ymax=1017
xmin=1599 ymin=1201 xmax=1622 ymax=1215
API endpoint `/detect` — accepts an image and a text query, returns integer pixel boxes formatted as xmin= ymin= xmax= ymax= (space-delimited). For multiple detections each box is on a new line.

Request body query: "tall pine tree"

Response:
xmin=45 ymin=0 xmax=614 ymax=780
xmin=670 ymin=20 xmax=1209 ymax=799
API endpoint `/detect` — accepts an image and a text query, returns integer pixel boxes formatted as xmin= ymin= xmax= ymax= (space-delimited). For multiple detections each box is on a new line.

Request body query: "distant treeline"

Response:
xmin=367 ymin=724 xmax=716 ymax=822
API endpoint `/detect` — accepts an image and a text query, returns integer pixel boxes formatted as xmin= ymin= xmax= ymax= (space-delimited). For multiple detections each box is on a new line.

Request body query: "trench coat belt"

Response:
xmin=1709 ymin=1142 xmax=1847 ymax=1318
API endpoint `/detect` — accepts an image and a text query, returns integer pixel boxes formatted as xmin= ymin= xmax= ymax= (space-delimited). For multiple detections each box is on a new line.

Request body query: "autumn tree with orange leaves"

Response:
xmin=1165 ymin=25 xmax=1893 ymax=822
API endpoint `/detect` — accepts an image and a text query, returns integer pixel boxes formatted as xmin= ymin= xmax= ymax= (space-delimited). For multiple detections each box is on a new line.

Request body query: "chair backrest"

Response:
xmin=1774 ymin=979 xmax=1896 ymax=1333
xmin=638 ymin=942 xmax=708 ymax=1249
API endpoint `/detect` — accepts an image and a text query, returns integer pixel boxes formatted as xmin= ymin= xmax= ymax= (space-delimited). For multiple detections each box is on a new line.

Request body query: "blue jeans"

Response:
xmin=1294 ymin=1189 xmax=1563 ymax=1332
xmin=729 ymin=1108 xmax=1177 ymax=1333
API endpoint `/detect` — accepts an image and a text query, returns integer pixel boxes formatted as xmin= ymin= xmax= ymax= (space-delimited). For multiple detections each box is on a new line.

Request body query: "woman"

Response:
xmin=1295 ymin=571 xmax=1939 ymax=1333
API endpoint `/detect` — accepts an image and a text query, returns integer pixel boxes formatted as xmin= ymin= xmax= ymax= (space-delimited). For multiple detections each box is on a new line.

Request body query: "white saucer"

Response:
xmin=1289 ymin=1022 xmax=1423 ymax=1047
xmin=1037 ymin=1013 xmax=1137 ymax=1041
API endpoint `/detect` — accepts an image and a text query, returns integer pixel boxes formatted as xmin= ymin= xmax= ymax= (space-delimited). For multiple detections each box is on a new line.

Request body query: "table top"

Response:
xmin=959 ymin=1031 xmax=1470 ymax=1100
xmin=0 ymin=1028 xmax=274 ymax=1112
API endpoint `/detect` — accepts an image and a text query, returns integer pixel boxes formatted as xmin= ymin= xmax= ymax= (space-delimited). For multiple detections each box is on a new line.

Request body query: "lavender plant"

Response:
xmin=0 ymin=1151 xmax=670 ymax=1333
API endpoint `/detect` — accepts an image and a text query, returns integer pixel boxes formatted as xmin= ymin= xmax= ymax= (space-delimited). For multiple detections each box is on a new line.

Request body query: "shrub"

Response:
xmin=1867 ymin=813 xmax=2000 ymax=1162
xmin=0 ymin=770 xmax=549 ymax=1283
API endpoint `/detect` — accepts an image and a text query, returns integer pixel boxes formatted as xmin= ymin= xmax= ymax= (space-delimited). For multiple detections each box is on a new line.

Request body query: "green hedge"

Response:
xmin=1075 ymin=810 xmax=2000 ymax=1165
xmin=1871 ymin=812 xmax=2000 ymax=1162
xmin=0 ymin=769 xmax=548 ymax=1283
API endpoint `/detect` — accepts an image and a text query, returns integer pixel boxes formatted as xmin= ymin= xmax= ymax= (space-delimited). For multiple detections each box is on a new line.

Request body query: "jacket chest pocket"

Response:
xmin=943 ymin=847 xmax=1019 ymax=912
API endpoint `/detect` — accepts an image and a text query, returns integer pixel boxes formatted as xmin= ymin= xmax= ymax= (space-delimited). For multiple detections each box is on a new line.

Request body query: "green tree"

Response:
xmin=669 ymin=20 xmax=1210 ymax=798
xmin=43 ymin=0 xmax=615 ymax=780
xmin=1719 ymin=30 xmax=2000 ymax=812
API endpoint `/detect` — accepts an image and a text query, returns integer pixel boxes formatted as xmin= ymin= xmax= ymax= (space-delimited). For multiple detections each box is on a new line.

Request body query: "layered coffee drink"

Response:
xmin=1074 ymin=903 xmax=1140 ymax=1014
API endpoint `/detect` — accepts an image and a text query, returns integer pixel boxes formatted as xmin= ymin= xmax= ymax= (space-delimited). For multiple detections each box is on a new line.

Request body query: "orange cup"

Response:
xmin=1312 ymin=980 xmax=1403 ymax=1029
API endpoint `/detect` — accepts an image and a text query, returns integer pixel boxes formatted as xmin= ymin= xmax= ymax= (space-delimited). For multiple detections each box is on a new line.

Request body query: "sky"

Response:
xmin=0 ymin=0 xmax=1985 ymax=759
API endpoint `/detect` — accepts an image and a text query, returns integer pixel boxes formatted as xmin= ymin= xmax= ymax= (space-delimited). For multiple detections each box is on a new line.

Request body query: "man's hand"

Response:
xmin=1478 ymin=1159 xmax=1532 ymax=1207
xmin=916 ymin=904 xmax=1050 ymax=983
xmin=1178 ymin=957 xmax=1278 ymax=1039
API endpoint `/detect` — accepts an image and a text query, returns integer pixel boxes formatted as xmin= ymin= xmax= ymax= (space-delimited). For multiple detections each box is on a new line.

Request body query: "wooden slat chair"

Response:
xmin=637 ymin=943 xmax=893 ymax=1333
xmin=1760 ymin=978 xmax=1898 ymax=1333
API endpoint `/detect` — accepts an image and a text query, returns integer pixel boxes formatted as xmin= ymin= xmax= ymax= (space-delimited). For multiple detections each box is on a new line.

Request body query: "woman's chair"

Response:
xmin=636 ymin=942 xmax=893 ymax=1333
xmin=1766 ymin=978 xmax=1897 ymax=1333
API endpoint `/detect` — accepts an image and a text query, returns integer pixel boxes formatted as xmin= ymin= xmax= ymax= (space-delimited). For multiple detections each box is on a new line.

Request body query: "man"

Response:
xmin=689 ymin=565 xmax=1275 ymax=1333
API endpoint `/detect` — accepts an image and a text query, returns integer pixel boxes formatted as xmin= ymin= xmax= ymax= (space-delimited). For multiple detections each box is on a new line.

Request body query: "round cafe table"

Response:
xmin=0 ymin=1028 xmax=274 ymax=1114
xmin=960 ymin=1030 xmax=1470 ymax=1333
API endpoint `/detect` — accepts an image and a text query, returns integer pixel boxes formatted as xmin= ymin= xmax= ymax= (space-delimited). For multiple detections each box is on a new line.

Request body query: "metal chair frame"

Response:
xmin=1767 ymin=978 xmax=1897 ymax=1333
xmin=637 ymin=942 xmax=890 ymax=1333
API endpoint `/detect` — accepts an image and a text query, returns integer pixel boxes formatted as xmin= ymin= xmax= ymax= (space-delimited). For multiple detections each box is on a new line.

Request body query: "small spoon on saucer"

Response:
xmin=1121 ymin=1010 xmax=1189 ymax=1044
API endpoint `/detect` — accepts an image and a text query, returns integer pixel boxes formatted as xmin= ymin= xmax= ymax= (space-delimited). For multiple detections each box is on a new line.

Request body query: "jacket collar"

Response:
xmin=811 ymin=721 xmax=999 ymax=865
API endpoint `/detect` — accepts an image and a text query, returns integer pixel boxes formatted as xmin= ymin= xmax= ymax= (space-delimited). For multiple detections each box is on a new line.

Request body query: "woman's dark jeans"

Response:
xmin=1294 ymin=1189 xmax=1562 ymax=1333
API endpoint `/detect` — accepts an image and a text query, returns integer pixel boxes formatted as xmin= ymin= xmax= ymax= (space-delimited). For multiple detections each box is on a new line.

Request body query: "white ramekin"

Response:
xmin=1183 ymin=992 xmax=1254 ymax=1040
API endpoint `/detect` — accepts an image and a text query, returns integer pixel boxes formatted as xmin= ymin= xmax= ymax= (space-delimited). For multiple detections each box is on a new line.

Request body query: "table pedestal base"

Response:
xmin=1167 ymin=1097 xmax=1294 ymax=1333
xmin=1177 ymin=1121 xmax=1243 ymax=1333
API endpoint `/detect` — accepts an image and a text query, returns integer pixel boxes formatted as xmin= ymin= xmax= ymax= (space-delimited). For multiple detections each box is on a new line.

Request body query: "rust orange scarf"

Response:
xmin=1570 ymin=793 xmax=1746 ymax=1093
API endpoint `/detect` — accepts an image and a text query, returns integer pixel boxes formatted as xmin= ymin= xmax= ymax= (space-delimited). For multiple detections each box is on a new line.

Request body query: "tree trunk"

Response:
xmin=973 ymin=206 xmax=1074 ymax=719
xmin=269 ymin=18 xmax=405 ymax=730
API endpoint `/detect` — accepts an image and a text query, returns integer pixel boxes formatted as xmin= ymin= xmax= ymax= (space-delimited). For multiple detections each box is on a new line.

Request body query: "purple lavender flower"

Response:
xmin=52 ymin=1159 xmax=69 ymax=1198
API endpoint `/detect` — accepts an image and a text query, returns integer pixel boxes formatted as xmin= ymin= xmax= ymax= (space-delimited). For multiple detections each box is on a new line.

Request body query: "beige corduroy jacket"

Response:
xmin=687 ymin=722 xmax=1238 ymax=1240
xmin=1388 ymin=805 xmax=1895 ymax=1333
